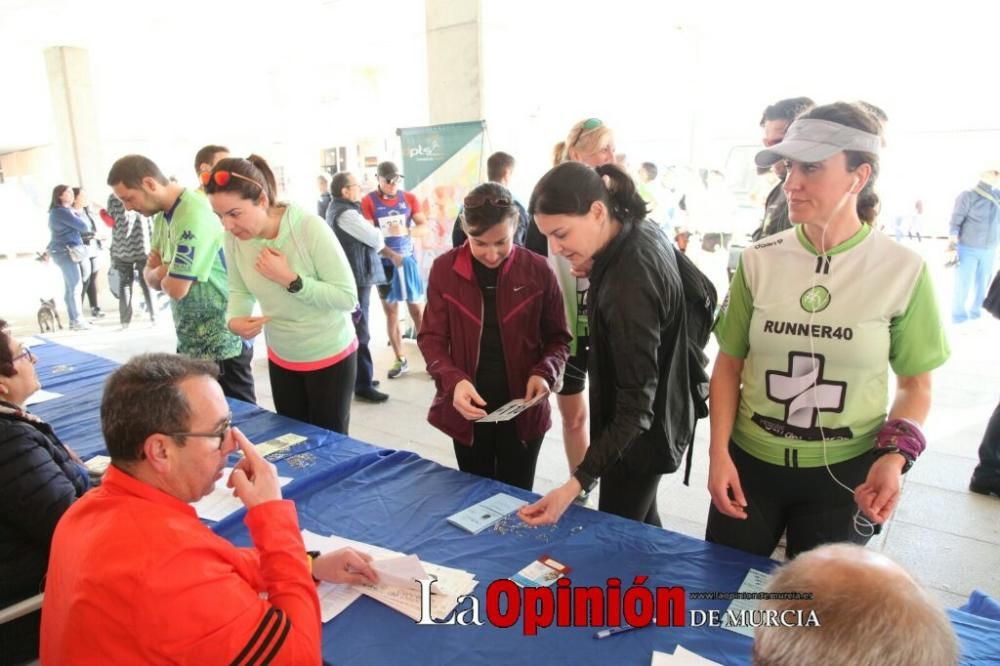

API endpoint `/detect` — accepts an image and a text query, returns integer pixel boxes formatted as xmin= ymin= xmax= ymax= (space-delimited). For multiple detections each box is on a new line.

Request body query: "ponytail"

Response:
xmin=594 ymin=164 xmax=649 ymax=223
xmin=552 ymin=141 xmax=567 ymax=167
xmin=245 ymin=154 xmax=279 ymax=204
xmin=530 ymin=161 xmax=649 ymax=224
xmin=205 ymin=154 xmax=279 ymax=206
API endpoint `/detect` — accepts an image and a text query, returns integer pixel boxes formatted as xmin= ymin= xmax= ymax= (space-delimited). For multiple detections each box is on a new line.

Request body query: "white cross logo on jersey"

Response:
xmin=766 ymin=352 xmax=846 ymax=429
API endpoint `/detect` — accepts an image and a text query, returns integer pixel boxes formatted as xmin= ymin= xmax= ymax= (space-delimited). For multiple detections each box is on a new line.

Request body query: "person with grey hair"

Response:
xmin=41 ymin=353 xmax=377 ymax=663
xmin=753 ymin=543 xmax=958 ymax=666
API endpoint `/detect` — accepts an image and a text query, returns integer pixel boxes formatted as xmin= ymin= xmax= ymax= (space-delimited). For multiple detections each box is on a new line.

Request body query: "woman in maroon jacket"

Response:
xmin=418 ymin=183 xmax=571 ymax=490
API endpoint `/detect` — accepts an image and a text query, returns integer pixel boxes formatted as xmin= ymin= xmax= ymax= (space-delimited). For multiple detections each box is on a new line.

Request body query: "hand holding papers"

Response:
xmin=312 ymin=549 xmax=378 ymax=587
xmin=302 ymin=530 xmax=479 ymax=623
xmin=477 ymin=392 xmax=547 ymax=423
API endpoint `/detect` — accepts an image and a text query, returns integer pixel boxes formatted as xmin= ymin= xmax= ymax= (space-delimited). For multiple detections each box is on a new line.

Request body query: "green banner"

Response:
xmin=398 ymin=121 xmax=485 ymax=189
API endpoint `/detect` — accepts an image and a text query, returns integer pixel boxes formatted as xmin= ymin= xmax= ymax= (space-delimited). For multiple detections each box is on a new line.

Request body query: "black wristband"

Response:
xmin=306 ymin=550 xmax=321 ymax=583
xmin=873 ymin=446 xmax=915 ymax=474
xmin=573 ymin=468 xmax=599 ymax=493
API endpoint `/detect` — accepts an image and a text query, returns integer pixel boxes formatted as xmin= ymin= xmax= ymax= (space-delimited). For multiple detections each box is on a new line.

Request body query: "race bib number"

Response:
xmin=378 ymin=212 xmax=407 ymax=236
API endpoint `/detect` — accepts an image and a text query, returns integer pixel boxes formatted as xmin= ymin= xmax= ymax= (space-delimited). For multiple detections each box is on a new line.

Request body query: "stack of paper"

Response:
xmin=302 ymin=529 xmax=478 ymax=623
xmin=191 ymin=468 xmax=293 ymax=521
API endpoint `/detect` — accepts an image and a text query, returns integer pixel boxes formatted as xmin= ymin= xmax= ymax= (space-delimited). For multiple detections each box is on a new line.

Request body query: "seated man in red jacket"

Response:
xmin=41 ymin=353 xmax=376 ymax=664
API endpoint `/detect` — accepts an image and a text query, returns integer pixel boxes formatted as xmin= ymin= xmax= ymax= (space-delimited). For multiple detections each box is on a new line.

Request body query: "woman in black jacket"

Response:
xmin=520 ymin=163 xmax=689 ymax=526
xmin=0 ymin=319 xmax=90 ymax=662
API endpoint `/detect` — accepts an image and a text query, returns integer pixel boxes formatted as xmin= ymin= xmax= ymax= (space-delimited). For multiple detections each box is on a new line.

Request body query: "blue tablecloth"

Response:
xmin=25 ymin=341 xmax=1000 ymax=665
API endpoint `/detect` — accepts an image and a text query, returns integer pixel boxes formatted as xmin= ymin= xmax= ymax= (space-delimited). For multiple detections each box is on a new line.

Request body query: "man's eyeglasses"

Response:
xmin=464 ymin=193 xmax=512 ymax=209
xmin=12 ymin=347 xmax=35 ymax=363
xmin=169 ymin=416 xmax=233 ymax=450
xmin=200 ymin=170 xmax=264 ymax=191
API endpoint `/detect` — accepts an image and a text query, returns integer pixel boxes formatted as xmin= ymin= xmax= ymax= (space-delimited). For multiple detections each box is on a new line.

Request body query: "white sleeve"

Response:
xmin=337 ymin=209 xmax=385 ymax=250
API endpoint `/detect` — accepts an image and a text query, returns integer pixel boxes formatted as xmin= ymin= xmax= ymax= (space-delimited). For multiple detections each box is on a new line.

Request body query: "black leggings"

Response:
xmin=598 ymin=459 xmax=663 ymax=527
xmin=705 ymin=442 xmax=876 ymax=559
xmin=453 ymin=421 xmax=543 ymax=491
xmin=268 ymin=353 xmax=356 ymax=434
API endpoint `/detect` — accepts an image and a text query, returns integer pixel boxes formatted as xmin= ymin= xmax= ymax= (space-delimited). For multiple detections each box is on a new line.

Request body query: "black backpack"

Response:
xmin=671 ymin=246 xmax=718 ymax=484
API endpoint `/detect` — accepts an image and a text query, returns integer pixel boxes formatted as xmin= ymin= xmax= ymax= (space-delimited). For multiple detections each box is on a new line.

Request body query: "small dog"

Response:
xmin=38 ymin=298 xmax=63 ymax=333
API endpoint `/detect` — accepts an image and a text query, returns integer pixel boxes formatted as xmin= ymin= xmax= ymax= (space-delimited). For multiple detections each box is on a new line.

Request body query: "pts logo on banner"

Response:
xmin=408 ymin=139 xmax=442 ymax=160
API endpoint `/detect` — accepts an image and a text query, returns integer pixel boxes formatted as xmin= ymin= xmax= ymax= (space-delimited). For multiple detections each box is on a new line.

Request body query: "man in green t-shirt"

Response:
xmin=107 ymin=155 xmax=254 ymax=403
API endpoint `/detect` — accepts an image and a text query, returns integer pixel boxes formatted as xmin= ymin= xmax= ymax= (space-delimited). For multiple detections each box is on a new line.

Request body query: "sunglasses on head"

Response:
xmin=200 ymin=170 xmax=264 ymax=191
xmin=464 ymin=193 xmax=512 ymax=209
xmin=572 ymin=118 xmax=604 ymax=147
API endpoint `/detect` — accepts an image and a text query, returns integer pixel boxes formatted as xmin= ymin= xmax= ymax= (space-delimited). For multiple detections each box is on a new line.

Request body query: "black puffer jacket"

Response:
xmin=576 ymin=219 xmax=693 ymax=480
xmin=0 ymin=402 xmax=90 ymax=606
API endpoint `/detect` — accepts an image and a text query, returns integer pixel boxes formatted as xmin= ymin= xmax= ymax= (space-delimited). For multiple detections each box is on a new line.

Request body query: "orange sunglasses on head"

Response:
xmin=200 ymin=170 xmax=264 ymax=191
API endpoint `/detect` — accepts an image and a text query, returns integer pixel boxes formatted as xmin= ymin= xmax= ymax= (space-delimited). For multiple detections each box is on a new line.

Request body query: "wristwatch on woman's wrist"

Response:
xmin=573 ymin=468 xmax=599 ymax=494
xmin=287 ymin=274 xmax=303 ymax=293
xmin=873 ymin=446 xmax=915 ymax=473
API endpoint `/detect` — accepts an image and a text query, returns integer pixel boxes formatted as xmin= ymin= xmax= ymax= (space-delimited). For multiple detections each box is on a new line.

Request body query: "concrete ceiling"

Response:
xmin=2 ymin=0 xmax=1000 ymax=158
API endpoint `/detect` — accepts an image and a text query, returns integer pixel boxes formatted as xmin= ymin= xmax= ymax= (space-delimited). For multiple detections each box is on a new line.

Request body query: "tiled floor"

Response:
xmin=8 ymin=244 xmax=999 ymax=609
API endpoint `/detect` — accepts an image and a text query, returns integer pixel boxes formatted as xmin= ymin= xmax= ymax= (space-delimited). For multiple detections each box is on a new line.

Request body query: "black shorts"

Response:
xmin=705 ymin=441 xmax=878 ymax=559
xmin=558 ymin=338 xmax=589 ymax=396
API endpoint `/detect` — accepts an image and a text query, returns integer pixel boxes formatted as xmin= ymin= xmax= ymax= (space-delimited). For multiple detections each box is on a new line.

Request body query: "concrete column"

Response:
xmin=425 ymin=0 xmax=483 ymax=124
xmin=44 ymin=46 xmax=101 ymax=189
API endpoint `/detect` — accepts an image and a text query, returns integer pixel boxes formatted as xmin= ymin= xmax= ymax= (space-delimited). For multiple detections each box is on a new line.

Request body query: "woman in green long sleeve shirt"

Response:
xmin=205 ymin=155 xmax=359 ymax=434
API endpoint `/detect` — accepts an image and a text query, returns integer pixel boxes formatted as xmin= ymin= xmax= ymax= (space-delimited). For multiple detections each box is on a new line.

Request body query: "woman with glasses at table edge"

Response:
xmin=419 ymin=182 xmax=571 ymax=490
xmin=0 ymin=320 xmax=90 ymax=662
xmin=204 ymin=156 xmax=359 ymax=435
xmin=523 ymin=118 xmax=618 ymax=499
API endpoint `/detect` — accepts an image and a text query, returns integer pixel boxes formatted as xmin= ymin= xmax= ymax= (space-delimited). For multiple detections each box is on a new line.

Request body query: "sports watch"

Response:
xmin=574 ymin=468 xmax=599 ymax=494
xmin=873 ymin=446 xmax=915 ymax=474
xmin=287 ymin=275 xmax=303 ymax=293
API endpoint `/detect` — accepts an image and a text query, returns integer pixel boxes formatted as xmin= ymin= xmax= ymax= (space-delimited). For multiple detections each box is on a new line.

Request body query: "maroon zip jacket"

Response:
xmin=418 ymin=243 xmax=571 ymax=446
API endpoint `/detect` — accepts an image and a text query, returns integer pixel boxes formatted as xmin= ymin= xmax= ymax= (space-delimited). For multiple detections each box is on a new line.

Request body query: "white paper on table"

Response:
xmin=303 ymin=530 xmax=403 ymax=622
xmin=651 ymin=646 xmax=723 ymax=665
xmin=372 ymin=555 xmax=429 ymax=591
xmin=191 ymin=468 xmax=292 ymax=521
xmin=83 ymin=455 xmax=111 ymax=475
xmin=301 ymin=530 xmax=478 ymax=623
xmin=477 ymin=392 xmax=547 ymax=423
xmin=20 ymin=336 xmax=48 ymax=347
xmin=25 ymin=389 xmax=62 ymax=406
xmin=249 ymin=433 xmax=308 ymax=458
xmin=722 ymin=568 xmax=772 ymax=638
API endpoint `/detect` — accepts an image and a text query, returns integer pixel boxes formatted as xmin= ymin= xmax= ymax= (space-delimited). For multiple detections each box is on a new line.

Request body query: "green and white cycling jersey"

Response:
xmin=714 ymin=224 xmax=949 ymax=467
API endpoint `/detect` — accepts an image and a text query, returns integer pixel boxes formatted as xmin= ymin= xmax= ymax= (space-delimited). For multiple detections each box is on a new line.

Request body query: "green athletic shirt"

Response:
xmin=714 ymin=224 xmax=949 ymax=467
xmin=225 ymin=203 xmax=358 ymax=366
xmin=151 ymin=190 xmax=243 ymax=360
